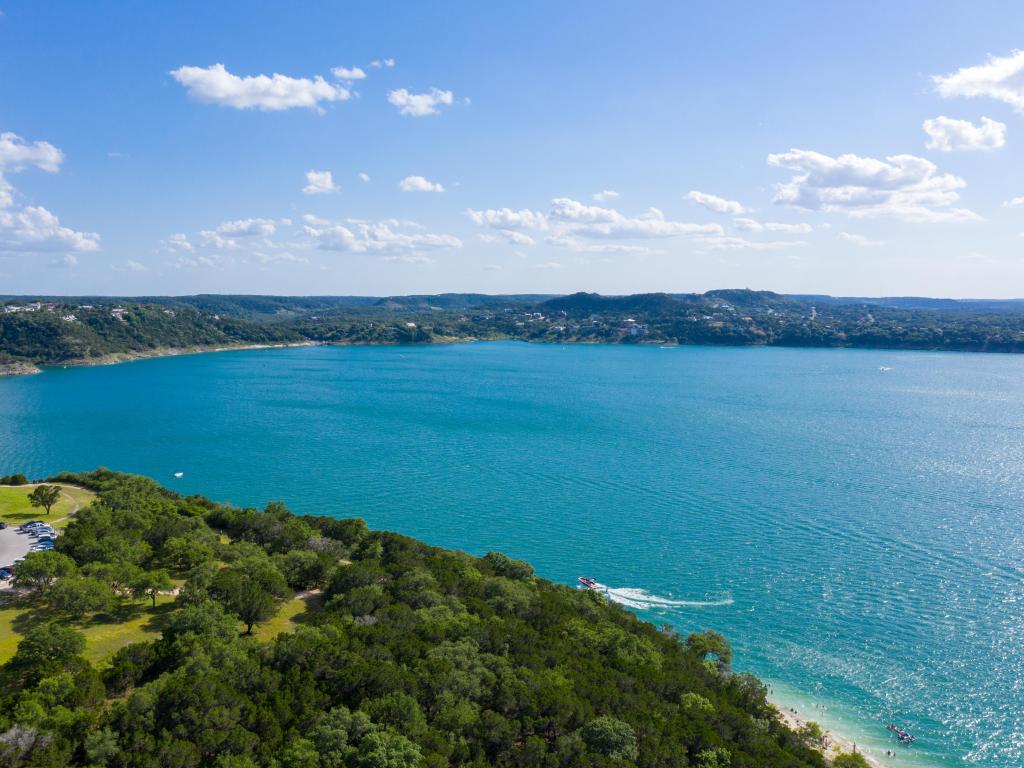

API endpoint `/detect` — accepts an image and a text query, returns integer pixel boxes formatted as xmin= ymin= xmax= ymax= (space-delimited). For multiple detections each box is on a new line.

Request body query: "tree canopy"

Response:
xmin=0 ymin=470 xmax=828 ymax=768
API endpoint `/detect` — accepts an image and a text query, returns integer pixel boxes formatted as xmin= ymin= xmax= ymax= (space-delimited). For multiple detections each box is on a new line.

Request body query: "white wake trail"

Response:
xmin=588 ymin=584 xmax=734 ymax=611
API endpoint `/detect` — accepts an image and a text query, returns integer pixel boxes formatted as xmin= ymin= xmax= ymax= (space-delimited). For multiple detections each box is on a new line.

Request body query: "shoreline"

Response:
xmin=0 ymin=337 xmax=494 ymax=378
xmin=1 ymin=334 xmax=1013 ymax=380
xmin=766 ymin=683 xmax=935 ymax=768
xmin=0 ymin=341 xmax=322 ymax=377
xmin=771 ymin=696 xmax=889 ymax=768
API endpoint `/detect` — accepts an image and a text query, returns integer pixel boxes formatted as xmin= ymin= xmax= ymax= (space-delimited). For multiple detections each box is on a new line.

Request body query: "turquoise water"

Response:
xmin=2 ymin=342 xmax=1022 ymax=767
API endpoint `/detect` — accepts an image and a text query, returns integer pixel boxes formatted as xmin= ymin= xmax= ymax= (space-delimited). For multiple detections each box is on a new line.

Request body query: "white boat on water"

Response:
xmin=173 ymin=471 xmax=184 ymax=479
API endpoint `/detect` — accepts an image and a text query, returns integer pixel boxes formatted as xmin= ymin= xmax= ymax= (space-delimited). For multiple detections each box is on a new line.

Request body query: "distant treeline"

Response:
xmin=4 ymin=289 xmax=1024 ymax=368
xmin=0 ymin=469 xmax=829 ymax=767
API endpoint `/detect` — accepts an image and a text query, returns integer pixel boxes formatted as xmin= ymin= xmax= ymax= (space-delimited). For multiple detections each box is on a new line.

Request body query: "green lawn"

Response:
xmin=0 ymin=483 xmax=97 ymax=529
xmin=0 ymin=595 xmax=175 ymax=666
xmin=0 ymin=589 xmax=319 ymax=666
xmin=252 ymin=591 xmax=322 ymax=641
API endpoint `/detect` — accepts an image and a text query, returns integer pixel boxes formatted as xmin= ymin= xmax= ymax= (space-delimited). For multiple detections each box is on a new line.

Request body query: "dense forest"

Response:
xmin=0 ymin=470 xmax=839 ymax=768
xmin=5 ymin=289 xmax=1024 ymax=373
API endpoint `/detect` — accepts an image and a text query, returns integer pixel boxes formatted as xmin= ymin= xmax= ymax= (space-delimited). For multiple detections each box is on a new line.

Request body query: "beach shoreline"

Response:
xmin=0 ymin=336 xmax=497 ymax=378
xmin=0 ymin=341 xmax=323 ymax=377
xmin=771 ymin=696 xmax=890 ymax=767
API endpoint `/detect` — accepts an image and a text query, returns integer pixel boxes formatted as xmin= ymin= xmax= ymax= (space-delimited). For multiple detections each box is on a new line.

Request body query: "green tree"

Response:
xmin=833 ymin=753 xmax=870 ymax=768
xmin=579 ymin=716 xmax=638 ymax=761
xmin=695 ymin=747 xmax=733 ymax=768
xmin=210 ymin=557 xmax=287 ymax=633
xmin=27 ymin=484 xmax=61 ymax=516
xmin=84 ymin=727 xmax=120 ymax=766
xmin=279 ymin=737 xmax=320 ymax=768
xmin=131 ymin=568 xmax=173 ymax=607
xmin=10 ymin=623 xmax=85 ymax=674
xmin=47 ymin=576 xmax=115 ymax=618
xmin=482 ymin=550 xmax=535 ymax=580
xmin=355 ymin=731 xmax=421 ymax=768
xmin=164 ymin=536 xmax=214 ymax=571
xmin=11 ymin=551 xmax=77 ymax=593
xmin=687 ymin=629 xmax=734 ymax=669
xmin=798 ymin=720 xmax=824 ymax=744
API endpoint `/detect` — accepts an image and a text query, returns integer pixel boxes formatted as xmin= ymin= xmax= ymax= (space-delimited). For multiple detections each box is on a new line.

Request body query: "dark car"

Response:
xmin=0 ymin=522 xmax=7 ymax=530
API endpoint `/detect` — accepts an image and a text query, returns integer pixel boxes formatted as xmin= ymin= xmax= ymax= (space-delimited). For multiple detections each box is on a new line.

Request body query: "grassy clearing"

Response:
xmin=0 ymin=595 xmax=175 ymax=666
xmin=0 ymin=484 xmax=97 ymax=529
xmin=251 ymin=591 xmax=322 ymax=642
xmin=0 ymin=589 xmax=321 ymax=666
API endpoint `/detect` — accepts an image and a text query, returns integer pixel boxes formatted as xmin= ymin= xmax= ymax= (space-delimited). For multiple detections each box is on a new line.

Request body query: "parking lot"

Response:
xmin=0 ymin=522 xmax=55 ymax=588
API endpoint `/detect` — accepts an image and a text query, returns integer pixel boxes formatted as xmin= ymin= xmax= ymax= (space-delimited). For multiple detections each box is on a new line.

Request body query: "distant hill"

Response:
xmin=6 ymin=289 xmax=1024 ymax=371
xmin=789 ymin=294 xmax=1024 ymax=314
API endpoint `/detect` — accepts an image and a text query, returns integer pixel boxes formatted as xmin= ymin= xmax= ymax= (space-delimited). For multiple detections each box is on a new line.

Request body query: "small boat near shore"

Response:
xmin=887 ymin=724 xmax=916 ymax=744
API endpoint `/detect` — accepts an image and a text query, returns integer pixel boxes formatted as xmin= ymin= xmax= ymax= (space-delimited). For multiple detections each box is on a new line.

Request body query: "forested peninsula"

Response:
xmin=5 ymin=289 xmax=1024 ymax=375
xmin=0 ymin=470 xmax=848 ymax=768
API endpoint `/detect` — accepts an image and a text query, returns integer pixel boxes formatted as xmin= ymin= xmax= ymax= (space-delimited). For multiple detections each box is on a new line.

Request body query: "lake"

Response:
xmin=2 ymin=342 xmax=1022 ymax=767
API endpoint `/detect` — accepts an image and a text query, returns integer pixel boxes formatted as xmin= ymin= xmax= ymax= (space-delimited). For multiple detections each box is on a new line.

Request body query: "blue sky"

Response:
xmin=2 ymin=1 xmax=1024 ymax=297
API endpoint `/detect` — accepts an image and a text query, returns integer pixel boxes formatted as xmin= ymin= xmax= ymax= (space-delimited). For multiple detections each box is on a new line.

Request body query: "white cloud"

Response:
xmin=474 ymin=229 xmax=536 ymax=246
xmin=687 ymin=190 xmax=748 ymax=215
xmin=593 ymin=190 xmax=620 ymax=202
xmin=0 ymin=132 xmax=63 ymax=173
xmin=358 ymin=172 xmax=371 ymax=182
xmin=387 ymin=87 xmax=454 ymax=116
xmin=0 ymin=132 xmax=70 ymax=226
xmin=697 ymin=235 xmax=806 ymax=252
xmin=369 ymin=58 xmax=396 ymax=69
xmin=545 ymin=233 xmax=651 ymax=254
xmin=332 ymin=66 xmax=366 ymax=81
xmin=838 ymin=232 xmax=884 ymax=247
xmin=171 ymin=254 xmax=222 ymax=269
xmin=733 ymin=218 xmax=811 ymax=233
xmin=550 ymin=197 xmax=722 ymax=238
xmin=303 ymin=216 xmax=461 ymax=254
xmin=52 ymin=254 xmax=77 ymax=268
xmin=923 ymin=116 xmax=1006 ymax=152
xmin=534 ymin=261 xmax=564 ymax=269
xmin=384 ymin=254 xmax=433 ymax=265
xmin=767 ymin=148 xmax=979 ymax=223
xmin=466 ymin=207 xmax=548 ymax=230
xmin=303 ymin=169 xmax=339 ymax=195
xmin=399 ymin=175 xmax=444 ymax=192
xmin=125 ymin=260 xmax=147 ymax=272
xmin=217 ymin=218 xmax=276 ymax=237
xmin=253 ymin=251 xmax=310 ymax=265
xmin=0 ymin=135 xmax=97 ymax=255
xmin=933 ymin=50 xmax=1024 ymax=112
xmin=0 ymin=205 xmax=100 ymax=254
xmin=170 ymin=64 xmax=350 ymax=111
xmin=162 ymin=233 xmax=195 ymax=253
xmin=1003 ymin=196 xmax=1024 ymax=208
xmin=199 ymin=230 xmax=238 ymax=250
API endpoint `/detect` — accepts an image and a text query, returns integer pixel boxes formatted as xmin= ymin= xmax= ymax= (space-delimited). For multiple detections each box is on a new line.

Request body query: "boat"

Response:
xmin=578 ymin=576 xmax=601 ymax=590
xmin=173 ymin=472 xmax=184 ymax=479
xmin=879 ymin=366 xmax=893 ymax=372
xmin=886 ymin=724 xmax=916 ymax=744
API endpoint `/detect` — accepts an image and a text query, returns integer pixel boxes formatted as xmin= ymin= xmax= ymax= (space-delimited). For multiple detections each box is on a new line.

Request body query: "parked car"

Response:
xmin=0 ymin=522 xmax=7 ymax=530
xmin=0 ymin=568 xmax=13 ymax=580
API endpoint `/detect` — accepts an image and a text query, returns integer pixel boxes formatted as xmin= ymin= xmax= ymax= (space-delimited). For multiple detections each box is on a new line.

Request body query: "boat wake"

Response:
xmin=589 ymin=584 xmax=734 ymax=611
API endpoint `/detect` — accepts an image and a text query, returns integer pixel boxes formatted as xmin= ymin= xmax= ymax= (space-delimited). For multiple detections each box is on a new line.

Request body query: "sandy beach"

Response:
xmin=772 ymin=700 xmax=889 ymax=767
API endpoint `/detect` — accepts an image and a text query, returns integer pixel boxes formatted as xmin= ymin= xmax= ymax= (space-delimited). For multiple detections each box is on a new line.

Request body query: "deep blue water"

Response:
xmin=2 ymin=342 xmax=1022 ymax=767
